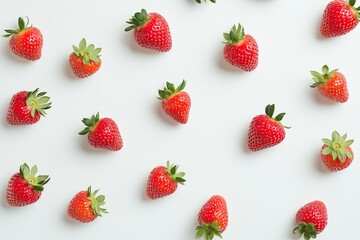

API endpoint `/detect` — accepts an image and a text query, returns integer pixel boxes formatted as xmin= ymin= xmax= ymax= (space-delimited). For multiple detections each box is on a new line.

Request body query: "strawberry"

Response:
xmin=223 ymin=23 xmax=259 ymax=72
xmin=3 ymin=17 xmax=43 ymax=61
xmin=125 ymin=9 xmax=172 ymax=52
xmin=7 ymin=163 xmax=50 ymax=207
xmin=69 ymin=38 xmax=102 ymax=78
xmin=146 ymin=161 xmax=186 ymax=199
xmin=158 ymin=80 xmax=191 ymax=124
xmin=79 ymin=112 xmax=123 ymax=151
xmin=67 ymin=186 xmax=107 ymax=223
xmin=293 ymin=200 xmax=328 ymax=240
xmin=321 ymin=130 xmax=354 ymax=172
xmin=310 ymin=65 xmax=349 ymax=103
xmin=247 ymin=104 xmax=289 ymax=151
xmin=196 ymin=195 xmax=228 ymax=240
xmin=7 ymin=88 xmax=52 ymax=125
xmin=320 ymin=0 xmax=360 ymax=38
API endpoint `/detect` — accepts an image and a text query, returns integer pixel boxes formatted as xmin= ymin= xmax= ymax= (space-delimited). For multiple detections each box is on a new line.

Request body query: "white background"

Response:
xmin=0 ymin=0 xmax=359 ymax=239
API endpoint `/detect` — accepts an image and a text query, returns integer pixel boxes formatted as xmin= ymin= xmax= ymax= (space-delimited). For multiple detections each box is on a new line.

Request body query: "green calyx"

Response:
xmin=20 ymin=163 xmax=50 ymax=193
xmin=223 ymin=23 xmax=245 ymax=45
xmin=321 ymin=131 xmax=354 ymax=162
xmin=87 ymin=186 xmax=108 ymax=217
xmin=25 ymin=88 xmax=52 ymax=118
xmin=310 ymin=65 xmax=338 ymax=88
xmin=158 ymin=80 xmax=186 ymax=100
xmin=293 ymin=222 xmax=317 ymax=240
xmin=3 ymin=17 xmax=32 ymax=38
xmin=264 ymin=104 xmax=290 ymax=129
xmin=79 ymin=112 xmax=100 ymax=135
xmin=349 ymin=0 xmax=360 ymax=21
xmin=73 ymin=38 xmax=101 ymax=65
xmin=196 ymin=221 xmax=222 ymax=240
xmin=125 ymin=9 xmax=151 ymax=32
xmin=166 ymin=161 xmax=186 ymax=184
xmin=195 ymin=0 xmax=216 ymax=3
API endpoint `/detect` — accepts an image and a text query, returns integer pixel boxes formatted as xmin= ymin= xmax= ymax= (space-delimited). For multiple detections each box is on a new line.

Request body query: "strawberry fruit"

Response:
xmin=293 ymin=200 xmax=328 ymax=240
xmin=158 ymin=80 xmax=191 ymax=124
xmin=321 ymin=130 xmax=354 ymax=172
xmin=7 ymin=88 xmax=52 ymax=125
xmin=146 ymin=161 xmax=186 ymax=199
xmin=247 ymin=104 xmax=289 ymax=151
xmin=3 ymin=17 xmax=43 ymax=60
xmin=196 ymin=195 xmax=228 ymax=240
xmin=69 ymin=38 xmax=102 ymax=78
xmin=310 ymin=65 xmax=349 ymax=103
xmin=67 ymin=186 xmax=107 ymax=223
xmin=223 ymin=23 xmax=259 ymax=72
xmin=79 ymin=112 xmax=123 ymax=151
xmin=125 ymin=9 xmax=172 ymax=52
xmin=320 ymin=0 xmax=360 ymax=38
xmin=7 ymin=163 xmax=50 ymax=207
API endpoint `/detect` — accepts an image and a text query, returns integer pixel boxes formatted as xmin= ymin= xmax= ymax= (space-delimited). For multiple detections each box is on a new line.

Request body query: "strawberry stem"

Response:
xmin=293 ymin=222 xmax=317 ymax=240
xmin=3 ymin=17 xmax=32 ymax=37
xmin=321 ymin=131 xmax=354 ymax=162
xmin=125 ymin=9 xmax=151 ymax=31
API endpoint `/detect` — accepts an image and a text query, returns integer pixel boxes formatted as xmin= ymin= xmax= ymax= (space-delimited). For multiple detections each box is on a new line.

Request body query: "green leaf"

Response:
xmin=332 ymin=131 xmax=340 ymax=141
xmin=321 ymin=138 xmax=332 ymax=146
xmin=265 ymin=104 xmax=275 ymax=118
xmin=79 ymin=38 xmax=86 ymax=50
xmin=321 ymin=146 xmax=332 ymax=155
xmin=343 ymin=140 xmax=354 ymax=147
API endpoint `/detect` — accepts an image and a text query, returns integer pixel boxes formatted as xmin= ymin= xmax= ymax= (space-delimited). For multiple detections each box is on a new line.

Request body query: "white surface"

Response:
xmin=0 ymin=0 xmax=360 ymax=239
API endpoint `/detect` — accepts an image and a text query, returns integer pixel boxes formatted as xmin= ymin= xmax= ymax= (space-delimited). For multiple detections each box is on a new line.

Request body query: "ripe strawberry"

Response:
xmin=7 ymin=88 xmax=52 ymax=125
xmin=3 ymin=17 xmax=43 ymax=60
xmin=125 ymin=9 xmax=172 ymax=52
xmin=293 ymin=200 xmax=328 ymax=240
xmin=146 ymin=161 xmax=186 ymax=199
xmin=247 ymin=104 xmax=289 ymax=151
xmin=79 ymin=112 xmax=123 ymax=151
xmin=223 ymin=23 xmax=259 ymax=72
xmin=196 ymin=195 xmax=228 ymax=240
xmin=321 ymin=130 xmax=354 ymax=172
xmin=310 ymin=65 xmax=349 ymax=103
xmin=69 ymin=38 xmax=102 ymax=78
xmin=320 ymin=0 xmax=360 ymax=38
xmin=7 ymin=163 xmax=50 ymax=207
xmin=158 ymin=80 xmax=191 ymax=124
xmin=67 ymin=186 xmax=107 ymax=223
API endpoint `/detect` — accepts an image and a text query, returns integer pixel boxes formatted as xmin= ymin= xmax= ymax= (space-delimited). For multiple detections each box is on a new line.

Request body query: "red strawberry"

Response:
xmin=67 ymin=186 xmax=107 ymax=223
xmin=158 ymin=80 xmax=191 ymax=124
xmin=293 ymin=200 xmax=328 ymax=240
xmin=321 ymin=130 xmax=354 ymax=172
xmin=310 ymin=65 xmax=349 ymax=103
xmin=196 ymin=195 xmax=228 ymax=240
xmin=125 ymin=9 xmax=172 ymax=52
xmin=146 ymin=161 xmax=186 ymax=199
xmin=3 ymin=17 xmax=43 ymax=60
xmin=247 ymin=104 xmax=289 ymax=151
xmin=320 ymin=0 xmax=360 ymax=38
xmin=69 ymin=38 xmax=102 ymax=78
xmin=7 ymin=163 xmax=50 ymax=207
xmin=79 ymin=112 xmax=123 ymax=151
xmin=223 ymin=23 xmax=259 ymax=72
xmin=7 ymin=88 xmax=52 ymax=125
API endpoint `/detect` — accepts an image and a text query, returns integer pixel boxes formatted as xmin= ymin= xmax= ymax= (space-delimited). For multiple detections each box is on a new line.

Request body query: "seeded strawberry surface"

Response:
xmin=7 ymin=91 xmax=40 ymax=125
xmin=9 ymin=27 xmax=43 ymax=60
xmin=69 ymin=53 xmax=101 ymax=78
xmin=67 ymin=191 xmax=96 ymax=223
xmin=7 ymin=173 xmax=41 ymax=206
xmin=147 ymin=166 xmax=177 ymax=199
xmin=162 ymin=91 xmax=191 ymax=124
xmin=317 ymin=72 xmax=349 ymax=103
xmin=320 ymin=0 xmax=359 ymax=38
xmin=295 ymin=200 xmax=328 ymax=234
xmin=88 ymin=118 xmax=123 ymax=151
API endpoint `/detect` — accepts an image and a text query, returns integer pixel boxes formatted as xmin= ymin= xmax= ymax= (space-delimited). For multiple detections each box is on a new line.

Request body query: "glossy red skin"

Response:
xmin=9 ymin=27 xmax=43 ymax=61
xmin=223 ymin=34 xmax=258 ymax=72
xmin=321 ymin=145 xmax=353 ymax=172
xmin=296 ymin=200 xmax=328 ymax=233
xmin=67 ymin=190 xmax=96 ymax=223
xmin=134 ymin=13 xmax=172 ymax=52
xmin=320 ymin=0 xmax=358 ymax=38
xmin=88 ymin=118 xmax=123 ymax=151
xmin=7 ymin=173 xmax=41 ymax=206
xmin=146 ymin=166 xmax=177 ymax=199
xmin=247 ymin=114 xmax=285 ymax=151
xmin=162 ymin=91 xmax=191 ymax=124
xmin=317 ymin=72 xmax=349 ymax=103
xmin=7 ymin=91 xmax=41 ymax=125
xmin=198 ymin=195 xmax=228 ymax=233
xmin=69 ymin=53 xmax=101 ymax=78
